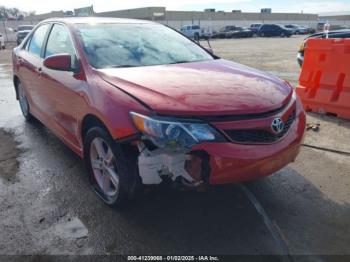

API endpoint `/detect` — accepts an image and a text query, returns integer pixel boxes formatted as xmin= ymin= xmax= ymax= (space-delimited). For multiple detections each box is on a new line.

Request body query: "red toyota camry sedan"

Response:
xmin=12 ymin=18 xmax=306 ymax=207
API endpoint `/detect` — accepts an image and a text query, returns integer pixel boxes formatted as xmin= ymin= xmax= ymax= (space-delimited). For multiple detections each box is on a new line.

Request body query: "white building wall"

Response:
xmin=160 ymin=19 xmax=319 ymax=31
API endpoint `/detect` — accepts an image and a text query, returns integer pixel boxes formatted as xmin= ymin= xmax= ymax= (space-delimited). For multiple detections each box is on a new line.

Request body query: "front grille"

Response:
xmin=224 ymin=111 xmax=296 ymax=143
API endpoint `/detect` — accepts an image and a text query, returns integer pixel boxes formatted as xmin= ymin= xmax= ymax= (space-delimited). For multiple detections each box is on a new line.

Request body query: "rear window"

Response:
xmin=192 ymin=25 xmax=200 ymax=30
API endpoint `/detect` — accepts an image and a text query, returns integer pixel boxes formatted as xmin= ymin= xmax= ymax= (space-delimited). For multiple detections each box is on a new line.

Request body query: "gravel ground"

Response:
xmin=0 ymin=37 xmax=349 ymax=260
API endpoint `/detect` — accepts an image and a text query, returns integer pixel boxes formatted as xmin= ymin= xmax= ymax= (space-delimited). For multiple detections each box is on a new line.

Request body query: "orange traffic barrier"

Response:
xmin=296 ymin=38 xmax=350 ymax=120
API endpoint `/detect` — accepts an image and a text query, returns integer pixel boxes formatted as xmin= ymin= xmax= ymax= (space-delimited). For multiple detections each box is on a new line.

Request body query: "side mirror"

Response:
xmin=43 ymin=53 xmax=72 ymax=71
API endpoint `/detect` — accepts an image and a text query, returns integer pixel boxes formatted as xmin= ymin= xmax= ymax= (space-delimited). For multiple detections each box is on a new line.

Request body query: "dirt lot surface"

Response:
xmin=0 ymin=37 xmax=350 ymax=260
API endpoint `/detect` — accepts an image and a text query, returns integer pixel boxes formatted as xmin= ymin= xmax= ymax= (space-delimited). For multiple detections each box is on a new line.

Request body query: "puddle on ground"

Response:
xmin=0 ymin=129 xmax=21 ymax=184
xmin=52 ymin=217 xmax=89 ymax=240
xmin=37 ymin=216 xmax=91 ymax=254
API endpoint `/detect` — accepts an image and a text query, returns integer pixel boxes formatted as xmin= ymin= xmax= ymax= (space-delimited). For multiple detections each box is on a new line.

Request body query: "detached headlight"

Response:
xmin=130 ymin=112 xmax=226 ymax=148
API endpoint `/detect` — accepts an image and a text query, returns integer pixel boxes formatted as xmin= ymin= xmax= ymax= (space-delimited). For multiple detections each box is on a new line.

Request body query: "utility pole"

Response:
xmin=2 ymin=19 xmax=8 ymax=42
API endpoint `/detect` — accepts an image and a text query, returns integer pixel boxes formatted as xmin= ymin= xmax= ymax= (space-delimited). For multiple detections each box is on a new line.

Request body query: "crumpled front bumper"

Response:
xmin=192 ymin=109 xmax=306 ymax=184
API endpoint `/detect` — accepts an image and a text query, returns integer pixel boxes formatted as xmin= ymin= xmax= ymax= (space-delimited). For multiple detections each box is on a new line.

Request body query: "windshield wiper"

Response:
xmin=104 ymin=65 xmax=137 ymax=68
xmin=167 ymin=60 xmax=192 ymax=65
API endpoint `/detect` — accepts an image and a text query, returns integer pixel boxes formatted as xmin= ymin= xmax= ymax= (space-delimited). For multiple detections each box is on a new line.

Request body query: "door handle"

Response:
xmin=36 ymin=67 xmax=42 ymax=75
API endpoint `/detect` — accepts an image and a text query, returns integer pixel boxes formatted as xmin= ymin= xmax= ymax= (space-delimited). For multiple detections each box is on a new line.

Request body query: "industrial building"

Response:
xmin=96 ymin=7 xmax=318 ymax=30
xmin=0 ymin=5 xmax=319 ymax=42
xmin=23 ymin=6 xmax=318 ymax=30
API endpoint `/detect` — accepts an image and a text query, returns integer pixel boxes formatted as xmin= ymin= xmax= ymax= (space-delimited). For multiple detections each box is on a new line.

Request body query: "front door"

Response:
xmin=40 ymin=23 xmax=86 ymax=148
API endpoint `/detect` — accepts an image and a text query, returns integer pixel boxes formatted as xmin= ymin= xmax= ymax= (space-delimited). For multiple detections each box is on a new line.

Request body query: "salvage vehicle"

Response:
xmin=250 ymin=23 xmax=262 ymax=35
xmin=297 ymin=29 xmax=350 ymax=67
xmin=225 ymin=27 xmax=253 ymax=38
xmin=214 ymin=25 xmax=237 ymax=38
xmin=258 ymin=24 xmax=293 ymax=37
xmin=12 ymin=18 xmax=306 ymax=207
xmin=180 ymin=25 xmax=211 ymax=40
xmin=285 ymin=24 xmax=308 ymax=35
xmin=16 ymin=25 xmax=34 ymax=45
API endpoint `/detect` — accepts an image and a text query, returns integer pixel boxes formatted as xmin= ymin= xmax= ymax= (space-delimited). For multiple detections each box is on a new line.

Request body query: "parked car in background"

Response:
xmin=214 ymin=25 xmax=237 ymax=38
xmin=250 ymin=23 xmax=262 ymax=35
xmin=16 ymin=25 xmax=34 ymax=45
xmin=316 ymin=22 xmax=348 ymax=32
xmin=226 ymin=27 xmax=253 ymax=38
xmin=305 ymin=26 xmax=316 ymax=34
xmin=180 ymin=25 xmax=211 ymax=40
xmin=13 ymin=18 xmax=305 ymax=207
xmin=259 ymin=24 xmax=293 ymax=37
xmin=297 ymin=29 xmax=350 ymax=67
xmin=16 ymin=25 xmax=34 ymax=32
xmin=0 ymin=33 xmax=5 ymax=49
xmin=285 ymin=24 xmax=308 ymax=34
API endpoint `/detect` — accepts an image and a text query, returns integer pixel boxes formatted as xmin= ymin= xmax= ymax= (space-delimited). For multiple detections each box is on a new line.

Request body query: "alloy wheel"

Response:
xmin=90 ymin=137 xmax=120 ymax=200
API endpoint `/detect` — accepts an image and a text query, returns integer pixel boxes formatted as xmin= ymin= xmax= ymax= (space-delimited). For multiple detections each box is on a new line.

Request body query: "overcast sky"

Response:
xmin=1 ymin=0 xmax=350 ymax=14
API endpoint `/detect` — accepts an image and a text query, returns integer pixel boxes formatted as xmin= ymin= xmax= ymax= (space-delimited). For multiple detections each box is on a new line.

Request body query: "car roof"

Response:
xmin=306 ymin=29 xmax=350 ymax=39
xmin=41 ymin=17 xmax=155 ymax=25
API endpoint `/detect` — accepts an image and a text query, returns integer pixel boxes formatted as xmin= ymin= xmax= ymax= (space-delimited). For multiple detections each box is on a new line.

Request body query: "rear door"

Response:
xmin=40 ymin=23 xmax=85 ymax=148
xmin=16 ymin=23 xmax=51 ymax=120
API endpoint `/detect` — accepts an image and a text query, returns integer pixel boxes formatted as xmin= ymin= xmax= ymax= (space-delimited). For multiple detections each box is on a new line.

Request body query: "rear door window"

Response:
xmin=27 ymin=24 xmax=50 ymax=57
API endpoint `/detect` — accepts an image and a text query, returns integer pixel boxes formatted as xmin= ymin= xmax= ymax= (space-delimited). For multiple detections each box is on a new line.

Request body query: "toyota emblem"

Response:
xmin=271 ymin=118 xmax=284 ymax=134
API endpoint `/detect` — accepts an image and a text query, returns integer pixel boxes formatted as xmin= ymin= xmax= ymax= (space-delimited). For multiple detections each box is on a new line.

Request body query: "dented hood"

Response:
xmin=98 ymin=59 xmax=292 ymax=116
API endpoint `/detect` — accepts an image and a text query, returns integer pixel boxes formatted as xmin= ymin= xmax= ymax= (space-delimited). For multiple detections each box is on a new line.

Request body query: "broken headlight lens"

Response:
xmin=130 ymin=112 xmax=225 ymax=148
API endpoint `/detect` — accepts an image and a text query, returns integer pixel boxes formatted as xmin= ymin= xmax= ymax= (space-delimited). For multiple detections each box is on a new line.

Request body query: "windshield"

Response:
xmin=75 ymin=23 xmax=214 ymax=69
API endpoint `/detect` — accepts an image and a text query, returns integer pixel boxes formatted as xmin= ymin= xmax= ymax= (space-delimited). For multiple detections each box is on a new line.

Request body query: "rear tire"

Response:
xmin=18 ymin=83 xmax=34 ymax=122
xmin=84 ymin=126 xmax=140 ymax=208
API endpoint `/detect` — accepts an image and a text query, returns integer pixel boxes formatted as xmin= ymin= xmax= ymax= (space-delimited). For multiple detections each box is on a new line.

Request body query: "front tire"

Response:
xmin=84 ymin=127 xmax=140 ymax=208
xmin=18 ymin=83 xmax=34 ymax=121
